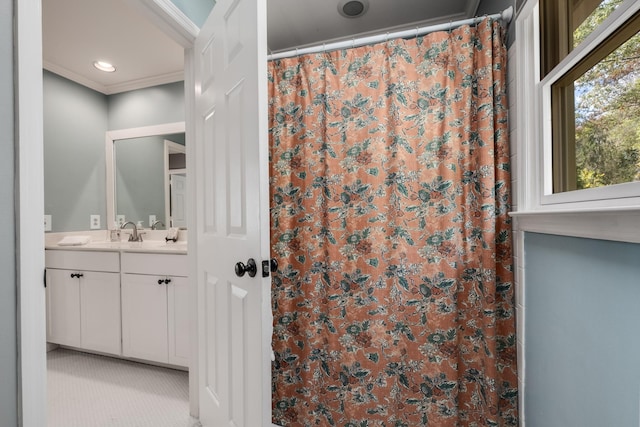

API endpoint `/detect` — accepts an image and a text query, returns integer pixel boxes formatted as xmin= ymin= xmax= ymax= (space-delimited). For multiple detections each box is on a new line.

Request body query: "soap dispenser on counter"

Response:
xmin=109 ymin=222 xmax=121 ymax=242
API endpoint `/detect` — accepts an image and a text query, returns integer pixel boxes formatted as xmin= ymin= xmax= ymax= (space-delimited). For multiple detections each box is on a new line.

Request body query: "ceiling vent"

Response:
xmin=338 ymin=0 xmax=368 ymax=18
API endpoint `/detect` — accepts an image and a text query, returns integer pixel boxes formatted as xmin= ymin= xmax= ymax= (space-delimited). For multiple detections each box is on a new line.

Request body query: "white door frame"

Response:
xmin=15 ymin=0 xmax=46 ymax=425
xmin=15 ymin=0 xmax=199 ymax=425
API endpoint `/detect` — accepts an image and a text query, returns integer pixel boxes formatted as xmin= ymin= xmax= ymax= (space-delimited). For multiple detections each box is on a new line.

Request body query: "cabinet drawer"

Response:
xmin=45 ymin=250 xmax=120 ymax=272
xmin=121 ymin=253 xmax=188 ymax=277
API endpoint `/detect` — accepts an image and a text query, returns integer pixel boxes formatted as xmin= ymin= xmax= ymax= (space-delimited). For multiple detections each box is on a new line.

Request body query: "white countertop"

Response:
xmin=45 ymin=230 xmax=188 ymax=255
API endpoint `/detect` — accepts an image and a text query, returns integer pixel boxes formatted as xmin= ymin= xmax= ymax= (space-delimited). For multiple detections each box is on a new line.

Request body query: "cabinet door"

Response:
xmin=168 ymin=276 xmax=189 ymax=367
xmin=121 ymin=273 xmax=168 ymax=364
xmin=46 ymin=268 xmax=81 ymax=347
xmin=80 ymin=271 xmax=121 ymax=355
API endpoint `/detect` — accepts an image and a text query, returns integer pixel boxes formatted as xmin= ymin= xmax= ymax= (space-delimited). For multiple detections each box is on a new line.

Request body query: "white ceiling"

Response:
xmin=267 ymin=0 xmax=481 ymax=53
xmin=42 ymin=0 xmax=481 ymax=95
xmin=42 ymin=0 xmax=185 ymax=95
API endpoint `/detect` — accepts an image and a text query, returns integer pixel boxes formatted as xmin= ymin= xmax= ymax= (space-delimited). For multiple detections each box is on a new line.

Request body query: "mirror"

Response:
xmin=106 ymin=122 xmax=186 ymax=230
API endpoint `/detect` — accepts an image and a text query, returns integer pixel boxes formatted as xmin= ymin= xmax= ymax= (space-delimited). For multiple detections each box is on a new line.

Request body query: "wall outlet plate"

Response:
xmin=116 ymin=215 xmax=126 ymax=227
xmin=90 ymin=214 xmax=101 ymax=230
xmin=149 ymin=215 xmax=156 ymax=227
xmin=44 ymin=215 xmax=52 ymax=232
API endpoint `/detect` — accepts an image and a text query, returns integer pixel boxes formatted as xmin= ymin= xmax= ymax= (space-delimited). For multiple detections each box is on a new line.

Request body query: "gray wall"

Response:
xmin=0 ymin=0 xmax=16 ymax=424
xmin=43 ymin=71 xmax=108 ymax=232
xmin=108 ymin=81 xmax=185 ymax=130
xmin=525 ymin=232 xmax=640 ymax=426
xmin=43 ymin=75 xmax=184 ymax=232
xmin=170 ymin=0 xmax=215 ymax=27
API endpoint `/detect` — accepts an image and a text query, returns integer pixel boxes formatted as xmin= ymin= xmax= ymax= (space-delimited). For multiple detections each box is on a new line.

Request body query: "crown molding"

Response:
xmin=43 ymin=61 xmax=183 ymax=95
xmin=104 ymin=70 xmax=184 ymax=94
xmin=43 ymin=60 xmax=107 ymax=94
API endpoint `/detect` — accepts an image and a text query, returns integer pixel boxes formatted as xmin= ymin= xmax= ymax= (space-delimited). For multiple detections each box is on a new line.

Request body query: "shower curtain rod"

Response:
xmin=268 ymin=6 xmax=513 ymax=61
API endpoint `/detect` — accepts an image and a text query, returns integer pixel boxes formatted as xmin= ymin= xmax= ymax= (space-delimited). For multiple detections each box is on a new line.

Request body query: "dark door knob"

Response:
xmin=270 ymin=258 xmax=278 ymax=273
xmin=235 ymin=258 xmax=257 ymax=277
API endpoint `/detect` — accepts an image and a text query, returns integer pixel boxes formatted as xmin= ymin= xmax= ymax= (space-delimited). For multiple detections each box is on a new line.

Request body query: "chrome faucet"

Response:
xmin=121 ymin=221 xmax=143 ymax=242
xmin=151 ymin=220 xmax=165 ymax=230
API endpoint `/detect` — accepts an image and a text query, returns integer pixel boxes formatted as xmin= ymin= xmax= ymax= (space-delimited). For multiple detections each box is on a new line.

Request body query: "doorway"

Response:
xmin=23 ymin=0 xmax=201 ymax=425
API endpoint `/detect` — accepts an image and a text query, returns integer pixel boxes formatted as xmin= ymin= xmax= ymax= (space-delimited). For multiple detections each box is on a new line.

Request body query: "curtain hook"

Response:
xmin=415 ymin=26 xmax=419 ymax=38
xmin=295 ymin=47 xmax=299 ymax=57
xmin=385 ymin=31 xmax=389 ymax=42
xmin=352 ymin=38 xmax=356 ymax=49
xmin=323 ymin=42 xmax=326 ymax=53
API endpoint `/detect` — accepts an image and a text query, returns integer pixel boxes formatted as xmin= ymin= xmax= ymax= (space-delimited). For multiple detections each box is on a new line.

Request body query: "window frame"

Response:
xmin=540 ymin=0 xmax=640 ymax=206
xmin=513 ymin=0 xmax=640 ymax=244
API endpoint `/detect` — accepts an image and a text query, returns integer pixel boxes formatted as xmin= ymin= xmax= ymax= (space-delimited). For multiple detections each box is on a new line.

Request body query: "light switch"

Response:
xmin=116 ymin=215 xmax=126 ymax=227
xmin=44 ymin=215 xmax=52 ymax=232
xmin=90 ymin=214 xmax=101 ymax=230
xmin=149 ymin=215 xmax=156 ymax=227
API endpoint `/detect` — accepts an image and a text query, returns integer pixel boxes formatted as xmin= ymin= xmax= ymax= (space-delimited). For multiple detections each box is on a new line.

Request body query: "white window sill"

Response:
xmin=509 ymin=208 xmax=640 ymax=243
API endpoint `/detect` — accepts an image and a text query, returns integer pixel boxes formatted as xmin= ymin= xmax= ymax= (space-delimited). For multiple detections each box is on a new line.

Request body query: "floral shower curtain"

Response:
xmin=269 ymin=18 xmax=518 ymax=426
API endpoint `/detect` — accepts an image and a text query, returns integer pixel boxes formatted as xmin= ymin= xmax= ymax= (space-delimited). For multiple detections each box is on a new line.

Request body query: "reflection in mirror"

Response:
xmin=169 ymin=173 xmax=187 ymax=228
xmin=105 ymin=122 xmax=186 ymax=230
xmin=115 ymin=133 xmax=185 ymax=230
xmin=165 ymin=140 xmax=187 ymax=229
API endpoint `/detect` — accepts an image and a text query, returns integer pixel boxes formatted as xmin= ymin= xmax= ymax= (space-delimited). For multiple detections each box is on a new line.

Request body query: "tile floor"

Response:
xmin=47 ymin=348 xmax=198 ymax=427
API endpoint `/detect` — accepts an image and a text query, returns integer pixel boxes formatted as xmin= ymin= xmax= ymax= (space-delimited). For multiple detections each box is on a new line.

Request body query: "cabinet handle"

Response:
xmin=158 ymin=279 xmax=164 ymax=285
xmin=70 ymin=273 xmax=84 ymax=279
xmin=164 ymin=278 xmax=172 ymax=284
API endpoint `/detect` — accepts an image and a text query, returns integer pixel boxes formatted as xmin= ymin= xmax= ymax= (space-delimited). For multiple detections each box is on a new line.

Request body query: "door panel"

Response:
xmin=194 ymin=0 xmax=270 ymax=424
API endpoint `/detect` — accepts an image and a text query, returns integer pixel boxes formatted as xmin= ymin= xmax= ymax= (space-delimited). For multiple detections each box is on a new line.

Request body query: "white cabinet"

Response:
xmin=121 ymin=253 xmax=189 ymax=367
xmin=80 ymin=271 xmax=121 ymax=354
xmin=46 ymin=268 xmax=81 ymax=347
xmin=45 ymin=250 xmax=121 ymax=356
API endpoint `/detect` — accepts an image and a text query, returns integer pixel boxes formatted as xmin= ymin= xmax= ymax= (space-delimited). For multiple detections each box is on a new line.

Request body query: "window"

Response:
xmin=510 ymin=0 xmax=640 ymax=243
xmin=541 ymin=0 xmax=625 ymax=76
xmin=541 ymin=0 xmax=640 ymax=193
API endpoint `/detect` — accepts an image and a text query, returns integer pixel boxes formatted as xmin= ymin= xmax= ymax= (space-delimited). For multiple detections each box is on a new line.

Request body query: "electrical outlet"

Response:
xmin=116 ymin=215 xmax=126 ymax=227
xmin=149 ymin=215 xmax=156 ymax=227
xmin=90 ymin=214 xmax=101 ymax=230
xmin=44 ymin=215 xmax=52 ymax=232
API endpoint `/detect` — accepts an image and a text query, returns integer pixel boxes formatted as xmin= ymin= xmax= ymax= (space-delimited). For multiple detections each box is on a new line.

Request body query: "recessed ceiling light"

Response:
xmin=93 ymin=61 xmax=116 ymax=73
xmin=338 ymin=0 xmax=368 ymax=18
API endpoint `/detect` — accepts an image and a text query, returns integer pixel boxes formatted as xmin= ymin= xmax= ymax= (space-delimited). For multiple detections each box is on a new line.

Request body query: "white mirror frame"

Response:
xmin=105 ymin=121 xmax=186 ymax=229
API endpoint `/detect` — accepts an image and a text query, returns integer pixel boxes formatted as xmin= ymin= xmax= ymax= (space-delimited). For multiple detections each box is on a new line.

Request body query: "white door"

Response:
xmin=193 ymin=0 xmax=271 ymax=424
xmin=170 ymin=173 xmax=187 ymax=228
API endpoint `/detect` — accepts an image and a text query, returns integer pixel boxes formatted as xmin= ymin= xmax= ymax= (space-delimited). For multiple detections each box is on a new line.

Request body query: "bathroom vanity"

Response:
xmin=44 ymin=234 xmax=189 ymax=369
